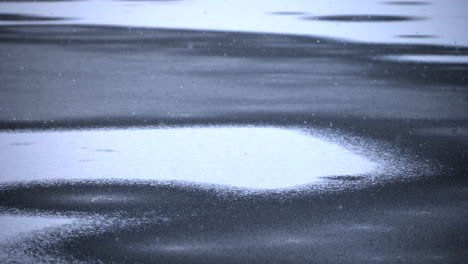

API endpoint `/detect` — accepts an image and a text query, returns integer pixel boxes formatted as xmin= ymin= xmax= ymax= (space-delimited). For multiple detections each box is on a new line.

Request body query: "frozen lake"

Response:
xmin=0 ymin=0 xmax=466 ymax=263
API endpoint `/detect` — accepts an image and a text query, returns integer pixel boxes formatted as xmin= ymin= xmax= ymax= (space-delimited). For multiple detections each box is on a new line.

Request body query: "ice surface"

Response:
xmin=0 ymin=127 xmax=378 ymax=189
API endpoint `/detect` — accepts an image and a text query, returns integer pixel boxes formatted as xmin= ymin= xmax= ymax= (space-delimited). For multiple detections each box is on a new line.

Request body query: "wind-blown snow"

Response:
xmin=0 ymin=127 xmax=378 ymax=189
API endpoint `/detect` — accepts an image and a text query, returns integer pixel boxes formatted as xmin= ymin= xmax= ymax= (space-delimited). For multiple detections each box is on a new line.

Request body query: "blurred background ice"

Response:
xmin=0 ymin=0 xmax=466 ymax=49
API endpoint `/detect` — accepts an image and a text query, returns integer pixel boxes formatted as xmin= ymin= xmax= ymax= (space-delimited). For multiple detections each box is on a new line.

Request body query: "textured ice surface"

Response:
xmin=0 ymin=127 xmax=378 ymax=189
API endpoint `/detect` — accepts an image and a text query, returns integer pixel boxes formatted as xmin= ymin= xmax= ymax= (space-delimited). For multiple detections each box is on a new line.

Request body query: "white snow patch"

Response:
xmin=0 ymin=215 xmax=74 ymax=243
xmin=0 ymin=127 xmax=378 ymax=189
xmin=378 ymin=55 xmax=468 ymax=64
